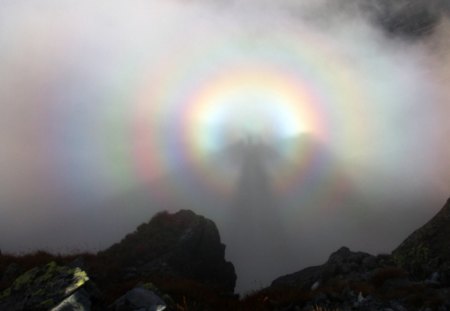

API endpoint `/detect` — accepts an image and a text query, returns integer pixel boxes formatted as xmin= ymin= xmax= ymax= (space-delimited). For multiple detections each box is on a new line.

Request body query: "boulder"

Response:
xmin=271 ymin=247 xmax=391 ymax=289
xmin=109 ymin=287 xmax=166 ymax=311
xmin=51 ymin=288 xmax=91 ymax=311
xmin=0 ymin=261 xmax=91 ymax=311
xmin=99 ymin=210 xmax=236 ymax=293
xmin=393 ymin=198 xmax=450 ymax=283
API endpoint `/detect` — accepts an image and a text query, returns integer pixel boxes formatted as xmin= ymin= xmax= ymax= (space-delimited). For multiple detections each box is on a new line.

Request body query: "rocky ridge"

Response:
xmin=0 ymin=210 xmax=237 ymax=310
xmin=393 ymin=198 xmax=450 ymax=283
xmin=263 ymin=198 xmax=450 ymax=311
xmin=0 ymin=199 xmax=449 ymax=310
xmin=97 ymin=209 xmax=236 ymax=293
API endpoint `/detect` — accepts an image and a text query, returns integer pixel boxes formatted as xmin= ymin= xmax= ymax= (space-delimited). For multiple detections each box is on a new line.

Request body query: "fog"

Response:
xmin=0 ymin=0 xmax=449 ymax=293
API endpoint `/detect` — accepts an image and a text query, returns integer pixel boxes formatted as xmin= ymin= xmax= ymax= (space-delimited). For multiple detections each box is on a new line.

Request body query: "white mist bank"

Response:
xmin=0 ymin=0 xmax=449 ymax=293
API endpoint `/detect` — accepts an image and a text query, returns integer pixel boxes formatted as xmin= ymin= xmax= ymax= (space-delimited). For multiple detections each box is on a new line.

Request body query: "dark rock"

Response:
xmin=51 ymin=288 xmax=91 ymax=311
xmin=109 ymin=287 xmax=166 ymax=311
xmin=1 ymin=263 xmax=23 ymax=284
xmin=312 ymin=292 xmax=328 ymax=304
xmin=271 ymin=265 xmax=323 ymax=290
xmin=0 ymin=261 xmax=91 ymax=311
xmin=68 ymin=257 xmax=87 ymax=271
xmin=392 ymin=198 xmax=450 ymax=283
xmin=122 ymin=266 xmax=138 ymax=280
xmin=361 ymin=0 xmax=443 ymax=39
xmin=379 ymin=276 xmax=411 ymax=293
xmin=271 ymin=247 xmax=383 ymax=289
xmin=99 ymin=210 xmax=236 ymax=293
xmin=362 ymin=256 xmax=378 ymax=270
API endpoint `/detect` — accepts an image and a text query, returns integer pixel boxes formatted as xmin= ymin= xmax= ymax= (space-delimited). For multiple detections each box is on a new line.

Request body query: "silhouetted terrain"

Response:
xmin=0 ymin=198 xmax=449 ymax=310
xmin=65 ymin=137 xmax=441 ymax=293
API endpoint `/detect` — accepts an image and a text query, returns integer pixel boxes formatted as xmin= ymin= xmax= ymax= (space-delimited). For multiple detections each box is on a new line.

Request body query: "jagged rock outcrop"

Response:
xmin=265 ymin=198 xmax=450 ymax=310
xmin=99 ymin=210 xmax=236 ymax=293
xmin=271 ymin=247 xmax=394 ymax=290
xmin=0 ymin=261 xmax=92 ymax=311
xmin=268 ymin=246 xmax=450 ymax=310
xmin=51 ymin=288 xmax=92 ymax=311
xmin=393 ymin=197 xmax=450 ymax=283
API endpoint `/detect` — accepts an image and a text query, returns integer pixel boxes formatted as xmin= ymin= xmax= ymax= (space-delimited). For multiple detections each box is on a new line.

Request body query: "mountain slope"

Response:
xmin=393 ymin=197 xmax=450 ymax=282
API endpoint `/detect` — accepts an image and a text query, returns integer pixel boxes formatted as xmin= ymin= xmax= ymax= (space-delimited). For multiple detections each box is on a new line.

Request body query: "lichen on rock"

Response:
xmin=0 ymin=261 xmax=92 ymax=311
xmin=393 ymin=198 xmax=450 ymax=282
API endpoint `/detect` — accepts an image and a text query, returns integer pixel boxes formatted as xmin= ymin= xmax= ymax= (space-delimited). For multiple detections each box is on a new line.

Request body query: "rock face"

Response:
xmin=271 ymin=247 xmax=394 ymax=289
xmin=265 ymin=198 xmax=450 ymax=311
xmin=393 ymin=197 xmax=450 ymax=283
xmin=269 ymin=246 xmax=450 ymax=311
xmin=109 ymin=287 xmax=166 ymax=311
xmin=99 ymin=210 xmax=236 ymax=293
xmin=0 ymin=261 xmax=91 ymax=311
xmin=51 ymin=288 xmax=91 ymax=311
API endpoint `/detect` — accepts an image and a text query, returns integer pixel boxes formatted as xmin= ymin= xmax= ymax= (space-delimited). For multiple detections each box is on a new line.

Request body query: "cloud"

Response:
xmin=0 ymin=0 xmax=449 ymax=292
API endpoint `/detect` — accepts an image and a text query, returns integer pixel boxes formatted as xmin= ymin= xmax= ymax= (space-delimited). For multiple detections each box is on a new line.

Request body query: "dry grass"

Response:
xmin=348 ymin=281 xmax=375 ymax=296
xmin=312 ymin=307 xmax=341 ymax=311
xmin=370 ymin=267 xmax=408 ymax=288
xmin=0 ymin=250 xmax=95 ymax=290
xmin=2 ymin=250 xmax=442 ymax=311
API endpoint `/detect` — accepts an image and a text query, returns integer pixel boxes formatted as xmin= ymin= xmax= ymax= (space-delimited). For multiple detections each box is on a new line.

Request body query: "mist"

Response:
xmin=0 ymin=0 xmax=449 ymax=293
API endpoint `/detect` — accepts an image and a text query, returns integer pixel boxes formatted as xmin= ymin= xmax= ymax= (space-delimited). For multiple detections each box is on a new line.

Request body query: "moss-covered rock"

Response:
xmin=0 ymin=261 xmax=91 ymax=311
xmin=393 ymin=198 xmax=450 ymax=282
xmin=109 ymin=287 xmax=167 ymax=311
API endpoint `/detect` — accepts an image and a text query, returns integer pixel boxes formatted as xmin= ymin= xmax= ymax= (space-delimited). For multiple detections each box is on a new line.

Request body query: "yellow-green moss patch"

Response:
xmin=0 ymin=288 xmax=11 ymax=300
xmin=12 ymin=267 xmax=39 ymax=291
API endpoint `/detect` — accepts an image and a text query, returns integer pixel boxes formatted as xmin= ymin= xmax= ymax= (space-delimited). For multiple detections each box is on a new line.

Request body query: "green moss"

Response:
xmin=0 ymin=261 xmax=91 ymax=310
xmin=65 ymin=268 xmax=89 ymax=295
xmin=0 ymin=288 xmax=11 ymax=300
xmin=32 ymin=288 xmax=45 ymax=297
xmin=38 ymin=298 xmax=55 ymax=309
xmin=36 ymin=261 xmax=59 ymax=284
xmin=13 ymin=267 xmax=39 ymax=291
xmin=73 ymin=268 xmax=89 ymax=287
xmin=12 ymin=261 xmax=63 ymax=290
xmin=394 ymin=243 xmax=430 ymax=277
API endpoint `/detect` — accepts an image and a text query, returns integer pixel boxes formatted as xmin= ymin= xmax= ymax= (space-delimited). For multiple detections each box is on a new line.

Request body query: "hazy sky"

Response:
xmin=0 ymin=0 xmax=449 ymax=293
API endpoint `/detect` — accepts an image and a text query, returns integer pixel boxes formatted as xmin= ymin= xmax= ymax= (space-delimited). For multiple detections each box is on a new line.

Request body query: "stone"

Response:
xmin=271 ymin=265 xmax=323 ymax=290
xmin=0 ymin=261 xmax=91 ymax=311
xmin=310 ymin=280 xmax=320 ymax=290
xmin=271 ymin=247 xmax=380 ymax=289
xmin=51 ymin=288 xmax=91 ymax=311
xmin=393 ymin=198 xmax=450 ymax=283
xmin=110 ymin=287 xmax=166 ymax=311
xmin=99 ymin=210 xmax=236 ymax=293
